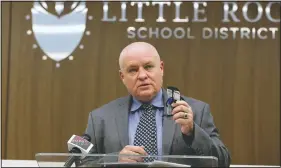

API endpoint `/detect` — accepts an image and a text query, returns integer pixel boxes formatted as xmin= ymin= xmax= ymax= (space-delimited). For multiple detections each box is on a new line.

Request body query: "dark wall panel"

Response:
xmin=1 ymin=1 xmax=12 ymax=159
xmin=2 ymin=2 xmax=279 ymax=165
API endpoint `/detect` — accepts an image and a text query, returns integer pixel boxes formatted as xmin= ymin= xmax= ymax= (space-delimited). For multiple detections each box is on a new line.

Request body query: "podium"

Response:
xmin=35 ymin=153 xmax=218 ymax=167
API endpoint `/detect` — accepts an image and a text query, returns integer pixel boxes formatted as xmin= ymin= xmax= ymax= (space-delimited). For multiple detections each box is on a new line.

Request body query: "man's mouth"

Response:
xmin=139 ymin=83 xmax=150 ymax=87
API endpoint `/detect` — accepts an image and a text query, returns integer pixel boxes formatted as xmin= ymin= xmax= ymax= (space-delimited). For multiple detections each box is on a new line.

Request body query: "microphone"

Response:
xmin=64 ymin=134 xmax=94 ymax=167
xmin=165 ymin=86 xmax=182 ymax=116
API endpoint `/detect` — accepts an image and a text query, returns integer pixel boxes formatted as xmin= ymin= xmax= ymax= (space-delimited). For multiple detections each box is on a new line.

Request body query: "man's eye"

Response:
xmin=145 ymin=65 xmax=153 ymax=69
xmin=128 ymin=69 xmax=137 ymax=73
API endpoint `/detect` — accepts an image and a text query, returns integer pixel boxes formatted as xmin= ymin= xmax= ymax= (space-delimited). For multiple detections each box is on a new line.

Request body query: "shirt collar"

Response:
xmin=130 ymin=89 xmax=164 ymax=112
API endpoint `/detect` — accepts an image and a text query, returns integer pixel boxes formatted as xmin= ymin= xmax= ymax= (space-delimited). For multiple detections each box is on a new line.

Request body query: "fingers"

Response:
xmin=171 ymin=100 xmax=189 ymax=108
xmin=171 ymin=105 xmax=188 ymax=115
xmin=173 ymin=111 xmax=192 ymax=121
xmin=120 ymin=149 xmax=141 ymax=156
xmin=119 ymin=146 xmax=148 ymax=163
xmin=174 ymin=118 xmax=188 ymax=125
xmin=171 ymin=100 xmax=192 ymax=115
xmin=119 ymin=151 xmax=144 ymax=162
xmin=170 ymin=100 xmax=194 ymax=135
xmin=119 ymin=157 xmax=138 ymax=163
xmin=174 ymin=116 xmax=194 ymax=135
xmin=123 ymin=146 xmax=148 ymax=155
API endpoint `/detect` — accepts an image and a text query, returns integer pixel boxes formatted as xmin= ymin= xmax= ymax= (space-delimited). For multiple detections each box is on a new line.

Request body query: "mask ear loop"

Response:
xmin=166 ymin=97 xmax=174 ymax=106
xmin=165 ymin=97 xmax=175 ymax=116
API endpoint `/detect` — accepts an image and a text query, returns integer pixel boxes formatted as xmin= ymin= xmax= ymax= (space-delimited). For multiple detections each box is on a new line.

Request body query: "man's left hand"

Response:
xmin=171 ymin=100 xmax=194 ymax=135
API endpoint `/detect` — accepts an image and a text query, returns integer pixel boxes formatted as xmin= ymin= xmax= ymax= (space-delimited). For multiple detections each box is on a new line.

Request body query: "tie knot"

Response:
xmin=142 ymin=104 xmax=154 ymax=112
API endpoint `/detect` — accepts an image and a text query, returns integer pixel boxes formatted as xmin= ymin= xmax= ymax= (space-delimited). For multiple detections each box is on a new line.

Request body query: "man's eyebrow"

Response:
xmin=126 ymin=65 xmax=138 ymax=70
xmin=146 ymin=61 xmax=153 ymax=64
xmin=144 ymin=61 xmax=154 ymax=65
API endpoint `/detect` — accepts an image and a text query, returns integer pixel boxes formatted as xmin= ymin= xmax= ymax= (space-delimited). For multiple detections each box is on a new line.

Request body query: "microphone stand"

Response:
xmin=64 ymin=148 xmax=82 ymax=167
xmin=74 ymin=158 xmax=81 ymax=167
xmin=64 ymin=155 xmax=82 ymax=167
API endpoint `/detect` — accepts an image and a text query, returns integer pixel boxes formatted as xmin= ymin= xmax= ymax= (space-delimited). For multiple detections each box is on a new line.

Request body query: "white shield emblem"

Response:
xmin=30 ymin=1 xmax=88 ymax=67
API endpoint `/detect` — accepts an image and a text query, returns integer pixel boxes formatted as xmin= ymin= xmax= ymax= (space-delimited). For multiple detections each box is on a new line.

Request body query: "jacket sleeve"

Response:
xmin=83 ymin=112 xmax=119 ymax=166
xmin=84 ymin=112 xmax=100 ymax=154
xmin=183 ymin=103 xmax=231 ymax=167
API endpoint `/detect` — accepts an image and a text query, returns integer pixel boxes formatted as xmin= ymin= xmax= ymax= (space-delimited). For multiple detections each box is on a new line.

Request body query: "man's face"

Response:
xmin=119 ymin=48 xmax=164 ymax=102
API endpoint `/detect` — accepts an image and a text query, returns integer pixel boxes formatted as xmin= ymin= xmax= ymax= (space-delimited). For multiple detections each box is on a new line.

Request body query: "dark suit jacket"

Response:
xmin=84 ymin=88 xmax=231 ymax=167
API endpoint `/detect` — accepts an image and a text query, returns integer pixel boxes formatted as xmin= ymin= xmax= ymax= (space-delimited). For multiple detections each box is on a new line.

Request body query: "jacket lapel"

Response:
xmin=114 ymin=90 xmax=176 ymax=155
xmin=162 ymin=88 xmax=176 ymax=155
xmin=114 ymin=96 xmax=131 ymax=148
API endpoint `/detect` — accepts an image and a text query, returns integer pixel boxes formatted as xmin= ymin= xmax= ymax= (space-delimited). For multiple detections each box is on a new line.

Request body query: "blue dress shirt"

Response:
xmin=129 ymin=89 xmax=164 ymax=155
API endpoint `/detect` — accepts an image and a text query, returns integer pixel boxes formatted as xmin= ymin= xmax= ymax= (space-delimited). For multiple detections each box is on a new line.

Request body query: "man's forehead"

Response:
xmin=119 ymin=42 xmax=160 ymax=69
xmin=125 ymin=47 xmax=156 ymax=57
xmin=122 ymin=42 xmax=156 ymax=52
xmin=121 ymin=42 xmax=159 ymax=58
xmin=123 ymin=54 xmax=157 ymax=64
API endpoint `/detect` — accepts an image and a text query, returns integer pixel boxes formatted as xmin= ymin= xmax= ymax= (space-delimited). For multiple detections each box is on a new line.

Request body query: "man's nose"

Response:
xmin=138 ymin=68 xmax=148 ymax=80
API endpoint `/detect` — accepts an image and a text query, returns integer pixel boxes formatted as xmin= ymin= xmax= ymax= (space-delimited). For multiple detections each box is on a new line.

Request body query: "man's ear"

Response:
xmin=160 ymin=61 xmax=164 ymax=75
xmin=119 ymin=70 xmax=124 ymax=81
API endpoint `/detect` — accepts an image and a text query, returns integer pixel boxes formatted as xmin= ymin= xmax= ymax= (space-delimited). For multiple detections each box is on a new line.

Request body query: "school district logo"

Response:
xmin=26 ymin=1 xmax=91 ymax=68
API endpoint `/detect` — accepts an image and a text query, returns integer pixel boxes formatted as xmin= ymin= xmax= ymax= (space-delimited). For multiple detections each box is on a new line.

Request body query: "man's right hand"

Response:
xmin=118 ymin=145 xmax=148 ymax=163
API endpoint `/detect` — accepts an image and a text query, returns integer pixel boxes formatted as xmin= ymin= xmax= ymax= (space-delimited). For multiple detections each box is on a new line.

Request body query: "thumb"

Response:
xmin=140 ymin=146 xmax=148 ymax=155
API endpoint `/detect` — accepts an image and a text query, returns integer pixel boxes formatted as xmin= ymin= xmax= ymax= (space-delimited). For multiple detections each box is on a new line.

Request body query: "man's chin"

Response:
xmin=136 ymin=91 xmax=155 ymax=102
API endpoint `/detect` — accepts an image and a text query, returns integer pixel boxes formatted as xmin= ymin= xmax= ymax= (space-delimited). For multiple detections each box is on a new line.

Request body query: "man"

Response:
xmin=85 ymin=42 xmax=231 ymax=167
